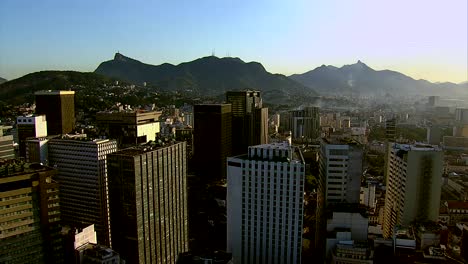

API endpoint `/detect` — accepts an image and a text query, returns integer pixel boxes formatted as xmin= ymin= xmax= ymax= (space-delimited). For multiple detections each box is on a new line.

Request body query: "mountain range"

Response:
xmin=1 ymin=54 xmax=466 ymax=105
xmin=0 ymin=77 xmax=6 ymax=84
xmin=0 ymin=71 xmax=123 ymax=103
xmin=95 ymin=53 xmax=316 ymax=104
xmin=290 ymin=60 xmax=467 ymax=96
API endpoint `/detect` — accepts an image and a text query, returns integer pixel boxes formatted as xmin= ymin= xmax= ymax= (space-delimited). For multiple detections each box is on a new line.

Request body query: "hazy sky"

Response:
xmin=1 ymin=0 xmax=467 ymax=83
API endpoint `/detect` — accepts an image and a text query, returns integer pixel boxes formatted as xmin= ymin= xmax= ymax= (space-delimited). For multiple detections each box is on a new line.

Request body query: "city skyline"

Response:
xmin=1 ymin=0 xmax=467 ymax=83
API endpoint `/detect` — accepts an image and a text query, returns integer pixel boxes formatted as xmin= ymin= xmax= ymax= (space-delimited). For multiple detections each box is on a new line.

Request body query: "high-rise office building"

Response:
xmin=318 ymin=139 xmax=363 ymax=204
xmin=288 ymin=107 xmax=320 ymax=140
xmin=316 ymin=139 xmax=363 ymax=261
xmin=96 ymin=110 xmax=161 ymax=147
xmin=35 ymin=90 xmax=75 ymax=135
xmin=48 ymin=136 xmax=117 ymax=246
xmin=25 ymin=136 xmax=54 ymax=164
xmin=16 ymin=115 xmax=48 ymax=157
xmin=193 ymin=104 xmax=232 ymax=179
xmin=107 ymin=141 xmax=188 ymax=264
xmin=383 ymin=143 xmax=443 ymax=238
xmin=0 ymin=161 xmax=62 ymax=263
xmin=226 ymin=91 xmax=268 ymax=155
xmin=227 ymin=142 xmax=305 ymax=263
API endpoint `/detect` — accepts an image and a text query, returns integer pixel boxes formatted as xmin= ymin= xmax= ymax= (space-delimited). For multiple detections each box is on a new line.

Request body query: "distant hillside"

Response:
xmin=95 ymin=53 xmax=317 ymax=104
xmin=0 ymin=77 xmax=6 ymax=84
xmin=0 ymin=71 xmax=123 ymax=103
xmin=290 ymin=61 xmax=466 ymax=96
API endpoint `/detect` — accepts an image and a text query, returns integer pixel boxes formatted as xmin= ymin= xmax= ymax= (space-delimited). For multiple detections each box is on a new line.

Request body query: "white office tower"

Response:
xmin=48 ymin=135 xmax=117 ymax=246
xmin=383 ymin=143 xmax=443 ymax=239
xmin=320 ymin=140 xmax=363 ymax=204
xmin=227 ymin=142 xmax=305 ymax=264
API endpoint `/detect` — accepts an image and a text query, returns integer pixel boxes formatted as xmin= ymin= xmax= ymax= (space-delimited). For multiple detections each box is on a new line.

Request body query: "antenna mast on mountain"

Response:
xmin=212 ymin=49 xmax=215 ymax=57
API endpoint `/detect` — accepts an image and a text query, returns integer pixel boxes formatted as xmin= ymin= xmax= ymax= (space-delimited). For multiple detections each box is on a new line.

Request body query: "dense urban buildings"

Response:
xmin=35 ymin=90 xmax=75 ymax=135
xmin=96 ymin=109 xmax=161 ymax=147
xmin=16 ymin=115 xmax=47 ymax=157
xmin=193 ymin=104 xmax=232 ymax=179
xmin=0 ymin=161 xmax=62 ymax=263
xmin=383 ymin=143 xmax=443 ymax=238
xmin=226 ymin=91 xmax=268 ymax=155
xmin=227 ymin=142 xmax=305 ymax=263
xmin=107 ymin=141 xmax=188 ymax=264
xmin=48 ymin=135 xmax=117 ymax=246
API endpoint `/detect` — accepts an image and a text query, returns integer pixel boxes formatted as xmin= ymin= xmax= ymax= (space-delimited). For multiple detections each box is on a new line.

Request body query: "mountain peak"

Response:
xmin=113 ymin=52 xmax=141 ymax=63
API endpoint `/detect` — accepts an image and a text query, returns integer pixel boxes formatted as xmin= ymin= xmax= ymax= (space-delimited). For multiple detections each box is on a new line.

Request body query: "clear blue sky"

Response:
xmin=1 ymin=0 xmax=467 ymax=82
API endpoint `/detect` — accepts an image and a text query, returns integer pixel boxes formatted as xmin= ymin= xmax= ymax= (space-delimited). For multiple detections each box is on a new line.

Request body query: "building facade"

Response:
xmin=35 ymin=90 xmax=75 ymax=135
xmin=16 ymin=115 xmax=48 ymax=157
xmin=107 ymin=141 xmax=189 ymax=264
xmin=383 ymin=143 xmax=443 ymax=238
xmin=193 ymin=104 xmax=232 ymax=179
xmin=319 ymin=140 xmax=363 ymax=204
xmin=226 ymin=91 xmax=268 ymax=155
xmin=288 ymin=107 xmax=320 ymax=141
xmin=0 ymin=161 xmax=62 ymax=263
xmin=96 ymin=110 xmax=161 ymax=147
xmin=48 ymin=136 xmax=117 ymax=246
xmin=227 ymin=142 xmax=305 ymax=263
xmin=0 ymin=135 xmax=14 ymax=160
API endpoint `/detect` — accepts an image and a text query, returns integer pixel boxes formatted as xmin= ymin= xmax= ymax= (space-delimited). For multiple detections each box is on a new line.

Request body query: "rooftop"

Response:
xmin=111 ymin=139 xmax=182 ymax=157
xmin=35 ymin=90 xmax=75 ymax=95
xmin=0 ymin=160 xmax=55 ymax=179
xmin=392 ymin=143 xmax=441 ymax=152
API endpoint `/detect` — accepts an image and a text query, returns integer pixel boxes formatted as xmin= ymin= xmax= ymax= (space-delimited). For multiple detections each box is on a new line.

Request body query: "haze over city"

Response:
xmin=1 ymin=0 xmax=466 ymax=83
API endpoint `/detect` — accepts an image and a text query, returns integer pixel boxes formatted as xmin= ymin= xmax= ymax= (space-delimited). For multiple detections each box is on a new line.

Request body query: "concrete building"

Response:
xmin=319 ymin=139 xmax=363 ymax=204
xmin=227 ymin=142 xmax=305 ymax=264
xmin=360 ymin=183 xmax=377 ymax=209
xmin=383 ymin=143 xmax=443 ymax=238
xmin=107 ymin=141 xmax=188 ymax=264
xmin=426 ymin=125 xmax=444 ymax=145
xmin=428 ymin=96 xmax=440 ymax=107
xmin=287 ymin=107 xmax=320 ymax=141
xmin=193 ymin=104 xmax=232 ymax=179
xmin=96 ymin=109 xmax=161 ymax=147
xmin=0 ymin=134 xmax=14 ymax=160
xmin=16 ymin=115 xmax=48 ymax=157
xmin=455 ymin=108 xmax=468 ymax=124
xmin=25 ymin=136 xmax=56 ymax=164
xmin=35 ymin=90 xmax=75 ymax=135
xmin=226 ymin=91 xmax=268 ymax=155
xmin=0 ymin=161 xmax=62 ymax=263
xmin=48 ymin=135 xmax=117 ymax=246
xmin=81 ymin=244 xmax=122 ymax=264
xmin=330 ymin=241 xmax=373 ymax=264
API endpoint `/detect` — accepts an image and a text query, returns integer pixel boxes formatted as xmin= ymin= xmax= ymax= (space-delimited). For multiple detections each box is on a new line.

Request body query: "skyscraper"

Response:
xmin=382 ymin=143 xmax=443 ymax=238
xmin=0 ymin=161 xmax=62 ymax=263
xmin=48 ymin=136 xmax=117 ymax=246
xmin=16 ymin=115 xmax=48 ymax=157
xmin=107 ymin=141 xmax=188 ymax=264
xmin=226 ymin=91 xmax=268 ymax=155
xmin=35 ymin=90 xmax=75 ymax=135
xmin=316 ymin=138 xmax=363 ymax=261
xmin=96 ymin=110 xmax=162 ymax=147
xmin=227 ymin=142 xmax=305 ymax=263
xmin=288 ymin=107 xmax=320 ymax=141
xmin=318 ymin=139 xmax=363 ymax=204
xmin=193 ymin=104 xmax=232 ymax=179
